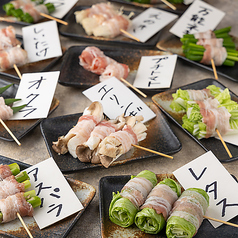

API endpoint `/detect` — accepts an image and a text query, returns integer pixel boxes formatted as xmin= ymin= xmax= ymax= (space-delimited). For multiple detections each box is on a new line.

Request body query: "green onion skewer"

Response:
xmin=14 ymin=171 xmax=30 ymax=183
xmin=6 ymin=162 xmax=20 ymax=176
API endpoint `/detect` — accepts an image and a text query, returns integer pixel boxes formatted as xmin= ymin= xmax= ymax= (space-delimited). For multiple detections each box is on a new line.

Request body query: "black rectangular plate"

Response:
xmin=0 ymin=155 xmax=96 ymax=238
xmin=58 ymin=5 xmax=162 ymax=49
xmin=0 ymin=78 xmax=59 ymax=141
xmin=152 ymin=78 xmax=238 ymax=163
xmin=99 ymin=173 xmax=238 ymax=238
xmin=40 ymin=102 xmax=181 ymax=173
xmin=58 ymin=45 xmax=173 ymax=93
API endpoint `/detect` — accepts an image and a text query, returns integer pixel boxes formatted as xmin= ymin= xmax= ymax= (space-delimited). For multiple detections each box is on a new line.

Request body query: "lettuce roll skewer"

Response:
xmin=135 ymin=178 xmax=181 ymax=234
xmin=109 ymin=170 xmax=157 ymax=228
xmin=166 ymin=188 xmax=209 ymax=238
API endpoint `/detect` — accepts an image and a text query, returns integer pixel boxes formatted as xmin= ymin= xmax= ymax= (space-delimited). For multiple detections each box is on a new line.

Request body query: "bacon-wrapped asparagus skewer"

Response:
xmin=135 ymin=178 xmax=181 ymax=234
xmin=109 ymin=170 xmax=157 ymax=228
xmin=0 ymin=190 xmax=41 ymax=223
xmin=0 ymin=162 xmax=21 ymax=180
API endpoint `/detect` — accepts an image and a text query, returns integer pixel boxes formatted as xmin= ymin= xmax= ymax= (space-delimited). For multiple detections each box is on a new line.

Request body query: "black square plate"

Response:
xmin=40 ymin=102 xmax=181 ymax=173
xmin=99 ymin=173 xmax=238 ymax=238
xmin=0 ymin=155 xmax=96 ymax=238
xmin=152 ymin=78 xmax=238 ymax=163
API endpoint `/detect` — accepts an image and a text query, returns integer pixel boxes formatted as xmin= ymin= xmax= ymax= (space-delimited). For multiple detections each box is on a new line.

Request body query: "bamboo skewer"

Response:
xmin=0 ymin=17 xmax=15 ymax=23
xmin=120 ymin=78 xmax=147 ymax=98
xmin=120 ymin=29 xmax=141 ymax=42
xmin=210 ymin=59 xmax=233 ymax=158
xmin=13 ymin=64 xmax=22 ymax=79
xmin=161 ymin=0 xmax=177 ymax=10
xmin=204 ymin=215 xmax=238 ymax=228
xmin=132 ymin=144 xmax=173 ymax=159
xmin=40 ymin=13 xmax=68 ymax=25
xmin=17 ymin=213 xmax=34 ymax=238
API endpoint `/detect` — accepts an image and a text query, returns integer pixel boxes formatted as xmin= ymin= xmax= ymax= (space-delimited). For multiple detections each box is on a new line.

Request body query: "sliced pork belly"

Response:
xmin=0 ymin=192 xmax=33 ymax=223
xmin=99 ymin=62 xmax=130 ymax=82
xmin=0 ymin=26 xmax=21 ymax=51
xmin=120 ymin=176 xmax=154 ymax=209
xmin=0 ymin=175 xmax=25 ymax=200
xmin=197 ymin=38 xmax=223 ymax=48
xmin=0 ymin=46 xmax=28 ymax=70
xmin=194 ymin=29 xmax=216 ymax=39
xmin=140 ymin=183 xmax=178 ymax=220
xmin=187 ymin=88 xmax=213 ymax=101
xmin=0 ymin=97 xmax=13 ymax=120
xmin=0 ymin=164 xmax=12 ymax=180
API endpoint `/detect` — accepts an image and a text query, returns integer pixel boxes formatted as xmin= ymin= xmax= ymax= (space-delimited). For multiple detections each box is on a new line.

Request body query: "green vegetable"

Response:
xmin=0 ymin=84 xmax=13 ymax=94
xmin=7 ymin=162 xmax=20 ymax=176
xmin=134 ymin=178 xmax=181 ymax=234
xmin=109 ymin=170 xmax=157 ymax=227
xmin=166 ymin=188 xmax=209 ymax=238
xmin=15 ymin=171 xmax=30 ymax=183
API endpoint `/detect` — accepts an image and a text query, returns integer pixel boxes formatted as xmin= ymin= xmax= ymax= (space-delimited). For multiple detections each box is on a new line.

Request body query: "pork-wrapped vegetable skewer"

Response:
xmin=0 ymin=173 xmax=31 ymax=199
xmin=166 ymin=188 xmax=209 ymax=238
xmin=135 ymin=178 xmax=181 ymax=234
xmin=3 ymin=1 xmax=55 ymax=23
xmin=0 ymin=190 xmax=41 ymax=223
xmin=0 ymin=162 xmax=21 ymax=180
xmin=109 ymin=170 xmax=157 ymax=228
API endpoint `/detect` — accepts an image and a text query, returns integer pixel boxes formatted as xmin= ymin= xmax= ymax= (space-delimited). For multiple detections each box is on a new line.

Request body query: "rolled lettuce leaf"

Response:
xmin=135 ymin=178 xmax=181 ymax=234
xmin=109 ymin=170 xmax=157 ymax=227
xmin=166 ymin=188 xmax=209 ymax=238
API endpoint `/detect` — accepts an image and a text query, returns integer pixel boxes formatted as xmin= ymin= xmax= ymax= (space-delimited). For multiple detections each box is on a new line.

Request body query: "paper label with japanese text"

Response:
xmin=83 ymin=77 xmax=156 ymax=123
xmin=133 ymin=54 xmax=177 ymax=89
xmin=22 ymin=20 xmax=62 ymax=63
xmin=24 ymin=158 xmax=84 ymax=229
xmin=44 ymin=0 xmax=78 ymax=18
xmin=173 ymin=151 xmax=238 ymax=228
xmin=11 ymin=71 xmax=59 ymax=120
xmin=126 ymin=7 xmax=178 ymax=43
xmin=169 ymin=0 xmax=225 ymax=38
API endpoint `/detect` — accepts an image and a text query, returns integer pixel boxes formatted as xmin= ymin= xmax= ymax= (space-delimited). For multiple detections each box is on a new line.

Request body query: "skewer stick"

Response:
xmin=40 ymin=13 xmax=68 ymax=25
xmin=210 ymin=59 xmax=233 ymax=158
xmin=120 ymin=78 xmax=147 ymax=98
xmin=161 ymin=0 xmax=177 ymax=10
xmin=13 ymin=64 xmax=22 ymax=79
xmin=0 ymin=17 xmax=15 ymax=23
xmin=215 ymin=129 xmax=232 ymax=158
xmin=204 ymin=215 xmax=238 ymax=228
xmin=17 ymin=213 xmax=34 ymax=238
xmin=132 ymin=144 xmax=173 ymax=159
xmin=0 ymin=118 xmax=21 ymax=146
xmin=120 ymin=29 xmax=141 ymax=42
xmin=211 ymin=59 xmax=218 ymax=80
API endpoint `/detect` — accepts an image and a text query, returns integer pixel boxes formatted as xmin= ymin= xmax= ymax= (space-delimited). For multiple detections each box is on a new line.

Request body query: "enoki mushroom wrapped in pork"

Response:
xmin=52 ymin=101 xmax=104 ymax=158
xmin=97 ymin=115 xmax=147 ymax=168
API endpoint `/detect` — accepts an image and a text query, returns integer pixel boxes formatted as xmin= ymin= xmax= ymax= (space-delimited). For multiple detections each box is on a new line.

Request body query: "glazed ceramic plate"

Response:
xmin=99 ymin=173 xmax=238 ymax=238
xmin=0 ymin=78 xmax=59 ymax=141
xmin=58 ymin=45 xmax=173 ymax=93
xmin=156 ymin=33 xmax=238 ymax=82
xmin=152 ymin=78 xmax=238 ymax=163
xmin=0 ymin=155 xmax=96 ymax=238
xmin=108 ymin=0 xmax=189 ymax=15
xmin=40 ymin=102 xmax=182 ymax=173
xmin=58 ymin=6 xmax=162 ymax=48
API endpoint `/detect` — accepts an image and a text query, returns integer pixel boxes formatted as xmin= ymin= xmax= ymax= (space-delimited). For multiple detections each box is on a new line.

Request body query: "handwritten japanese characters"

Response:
xmin=11 ymin=71 xmax=59 ymax=120
xmin=170 ymin=0 xmax=225 ymax=38
xmin=173 ymin=151 xmax=238 ymax=228
xmin=44 ymin=0 xmax=78 ymax=19
xmin=83 ymin=77 xmax=156 ymax=123
xmin=24 ymin=158 xmax=83 ymax=229
xmin=133 ymin=55 xmax=177 ymax=89
xmin=23 ymin=20 xmax=62 ymax=63
xmin=126 ymin=8 xmax=177 ymax=43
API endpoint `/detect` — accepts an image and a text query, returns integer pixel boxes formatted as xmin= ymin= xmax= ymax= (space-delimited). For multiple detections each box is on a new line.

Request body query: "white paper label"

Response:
xmin=173 ymin=151 xmax=238 ymax=228
xmin=22 ymin=21 xmax=62 ymax=63
xmin=126 ymin=8 xmax=178 ymax=43
xmin=83 ymin=77 xmax=156 ymax=123
xmin=11 ymin=71 xmax=59 ymax=120
xmin=24 ymin=158 xmax=84 ymax=229
xmin=133 ymin=54 xmax=177 ymax=89
xmin=170 ymin=0 xmax=225 ymax=38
